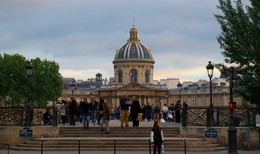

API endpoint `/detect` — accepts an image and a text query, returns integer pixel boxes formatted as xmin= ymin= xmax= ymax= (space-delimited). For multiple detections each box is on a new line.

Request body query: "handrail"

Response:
xmin=0 ymin=144 xmax=10 ymax=154
xmin=37 ymin=137 xmax=190 ymax=154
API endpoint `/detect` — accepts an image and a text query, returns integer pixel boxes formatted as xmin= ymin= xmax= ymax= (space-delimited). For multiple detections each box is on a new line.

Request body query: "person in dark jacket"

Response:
xmin=68 ymin=97 xmax=78 ymax=125
xmin=89 ymin=96 xmax=98 ymax=125
xmin=150 ymin=121 xmax=164 ymax=154
xmin=120 ymin=94 xmax=131 ymax=128
xmin=43 ymin=107 xmax=52 ymax=125
xmin=154 ymin=104 xmax=160 ymax=121
xmin=80 ymin=98 xmax=89 ymax=128
xmin=174 ymin=100 xmax=181 ymax=123
xmin=146 ymin=102 xmax=152 ymax=121
xmin=130 ymin=96 xmax=141 ymax=127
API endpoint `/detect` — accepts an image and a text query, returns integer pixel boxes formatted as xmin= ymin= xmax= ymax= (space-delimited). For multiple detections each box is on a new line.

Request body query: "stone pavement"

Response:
xmin=0 ymin=150 xmax=259 ymax=154
xmin=59 ymin=119 xmax=182 ymax=128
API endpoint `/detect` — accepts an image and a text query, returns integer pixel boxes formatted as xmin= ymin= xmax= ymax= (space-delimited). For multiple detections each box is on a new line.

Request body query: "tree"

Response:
xmin=0 ymin=53 xmax=63 ymax=107
xmin=215 ymin=0 xmax=260 ymax=107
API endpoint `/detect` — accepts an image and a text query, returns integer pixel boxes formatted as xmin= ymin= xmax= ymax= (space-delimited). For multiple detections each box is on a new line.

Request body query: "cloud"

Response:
xmin=154 ymin=66 xmax=220 ymax=82
xmin=0 ymin=0 xmax=249 ymax=82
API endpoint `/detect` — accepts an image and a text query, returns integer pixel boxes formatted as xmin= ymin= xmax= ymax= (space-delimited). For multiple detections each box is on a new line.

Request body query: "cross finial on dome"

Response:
xmin=128 ymin=24 xmax=140 ymax=43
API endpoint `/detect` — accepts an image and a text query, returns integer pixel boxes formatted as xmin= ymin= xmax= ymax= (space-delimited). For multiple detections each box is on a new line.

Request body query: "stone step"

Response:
xmin=23 ymin=139 xmax=210 ymax=145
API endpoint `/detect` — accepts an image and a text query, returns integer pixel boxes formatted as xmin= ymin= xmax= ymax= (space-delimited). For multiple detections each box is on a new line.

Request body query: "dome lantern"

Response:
xmin=128 ymin=25 xmax=140 ymax=43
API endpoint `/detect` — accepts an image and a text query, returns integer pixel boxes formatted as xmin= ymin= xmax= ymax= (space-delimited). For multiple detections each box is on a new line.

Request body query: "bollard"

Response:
xmin=114 ymin=138 xmax=116 ymax=154
xmin=78 ymin=138 xmax=81 ymax=154
xmin=149 ymin=138 xmax=151 ymax=154
xmin=41 ymin=138 xmax=43 ymax=154
xmin=184 ymin=137 xmax=187 ymax=154
xmin=7 ymin=144 xmax=9 ymax=154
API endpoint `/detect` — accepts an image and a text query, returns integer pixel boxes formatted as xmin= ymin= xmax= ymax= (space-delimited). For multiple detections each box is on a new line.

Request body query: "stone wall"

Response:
xmin=180 ymin=127 xmax=259 ymax=150
xmin=0 ymin=126 xmax=60 ymax=145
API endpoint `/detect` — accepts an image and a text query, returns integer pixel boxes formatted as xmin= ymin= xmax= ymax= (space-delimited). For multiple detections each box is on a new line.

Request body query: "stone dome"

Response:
xmin=113 ymin=25 xmax=154 ymax=63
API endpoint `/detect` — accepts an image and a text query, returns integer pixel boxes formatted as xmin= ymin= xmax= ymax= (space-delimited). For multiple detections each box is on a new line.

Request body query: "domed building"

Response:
xmin=99 ymin=25 xmax=168 ymax=107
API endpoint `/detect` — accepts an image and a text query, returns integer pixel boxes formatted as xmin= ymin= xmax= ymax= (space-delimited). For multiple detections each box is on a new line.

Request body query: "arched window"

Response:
xmin=145 ymin=70 xmax=150 ymax=83
xmin=118 ymin=70 xmax=123 ymax=83
xmin=130 ymin=69 xmax=137 ymax=82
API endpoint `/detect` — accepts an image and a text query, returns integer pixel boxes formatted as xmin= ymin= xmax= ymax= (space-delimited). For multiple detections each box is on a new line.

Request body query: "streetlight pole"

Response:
xmin=25 ymin=61 xmax=33 ymax=126
xmin=177 ymin=82 xmax=182 ymax=102
xmin=224 ymin=66 xmax=238 ymax=154
xmin=70 ymin=81 xmax=76 ymax=96
xmin=206 ymin=61 xmax=214 ymax=127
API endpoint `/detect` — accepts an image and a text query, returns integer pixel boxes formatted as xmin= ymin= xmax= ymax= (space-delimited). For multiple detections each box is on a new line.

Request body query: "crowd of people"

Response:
xmin=41 ymin=95 xmax=189 ymax=154
xmin=43 ymin=95 xmax=188 ymax=132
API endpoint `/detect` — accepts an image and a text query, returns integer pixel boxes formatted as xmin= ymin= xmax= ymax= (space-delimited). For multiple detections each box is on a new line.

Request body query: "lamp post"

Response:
xmin=25 ymin=61 xmax=33 ymax=126
xmin=70 ymin=81 xmax=76 ymax=96
xmin=177 ymin=81 xmax=182 ymax=101
xmin=206 ymin=61 xmax=214 ymax=127
xmin=224 ymin=66 xmax=238 ymax=154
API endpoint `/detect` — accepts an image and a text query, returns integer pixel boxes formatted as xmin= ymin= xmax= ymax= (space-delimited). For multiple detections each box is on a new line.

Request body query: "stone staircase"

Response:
xmin=11 ymin=127 xmax=227 ymax=152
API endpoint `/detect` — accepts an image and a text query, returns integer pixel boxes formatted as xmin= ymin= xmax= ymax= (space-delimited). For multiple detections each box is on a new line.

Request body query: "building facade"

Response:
xmin=59 ymin=25 xmax=245 ymax=109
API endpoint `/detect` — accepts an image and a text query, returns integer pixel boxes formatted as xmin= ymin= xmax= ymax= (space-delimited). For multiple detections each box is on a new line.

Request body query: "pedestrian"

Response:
xmin=120 ymin=94 xmax=131 ymax=128
xmin=101 ymin=101 xmax=110 ymax=134
xmin=141 ymin=104 xmax=146 ymax=121
xmin=154 ymin=104 xmax=160 ymax=121
xmin=89 ymin=96 xmax=98 ymax=125
xmin=162 ymin=104 xmax=168 ymax=122
xmin=97 ymin=97 xmax=105 ymax=124
xmin=68 ymin=97 xmax=77 ymax=125
xmin=182 ymin=101 xmax=189 ymax=123
xmin=80 ymin=98 xmax=90 ymax=129
xmin=130 ymin=96 xmax=141 ymax=127
xmin=174 ymin=100 xmax=181 ymax=123
xmin=114 ymin=106 xmax=120 ymax=120
xmin=146 ymin=102 xmax=152 ymax=121
xmin=43 ymin=107 xmax=52 ymax=125
xmin=150 ymin=121 xmax=164 ymax=154
xmin=59 ymin=100 xmax=67 ymax=125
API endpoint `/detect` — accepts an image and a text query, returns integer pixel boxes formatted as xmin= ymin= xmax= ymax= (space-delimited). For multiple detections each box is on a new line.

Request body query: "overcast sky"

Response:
xmin=0 ymin=0 xmax=250 ymax=82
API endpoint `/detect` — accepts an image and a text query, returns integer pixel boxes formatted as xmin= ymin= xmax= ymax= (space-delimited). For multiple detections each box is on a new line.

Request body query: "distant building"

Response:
xmin=59 ymin=26 xmax=245 ymax=108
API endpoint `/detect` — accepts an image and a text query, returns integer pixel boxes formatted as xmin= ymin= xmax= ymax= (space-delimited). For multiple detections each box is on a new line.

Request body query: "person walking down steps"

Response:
xmin=150 ymin=121 xmax=164 ymax=154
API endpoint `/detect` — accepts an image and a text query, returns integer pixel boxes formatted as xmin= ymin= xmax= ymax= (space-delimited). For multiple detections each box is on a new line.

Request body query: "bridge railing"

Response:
xmin=36 ymin=137 xmax=190 ymax=154
xmin=0 ymin=107 xmax=58 ymax=126
xmin=183 ymin=106 xmax=258 ymax=127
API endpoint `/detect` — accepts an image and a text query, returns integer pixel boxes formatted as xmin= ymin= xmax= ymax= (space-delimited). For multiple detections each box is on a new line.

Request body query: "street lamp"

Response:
xmin=70 ymin=81 xmax=76 ymax=96
xmin=206 ymin=61 xmax=214 ymax=127
xmin=224 ymin=66 xmax=238 ymax=154
xmin=25 ymin=61 xmax=33 ymax=78
xmin=25 ymin=61 xmax=33 ymax=126
xmin=177 ymin=81 xmax=182 ymax=101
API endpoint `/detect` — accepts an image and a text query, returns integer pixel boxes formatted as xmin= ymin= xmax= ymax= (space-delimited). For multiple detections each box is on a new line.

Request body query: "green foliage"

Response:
xmin=215 ymin=0 xmax=260 ymax=107
xmin=0 ymin=53 xmax=62 ymax=107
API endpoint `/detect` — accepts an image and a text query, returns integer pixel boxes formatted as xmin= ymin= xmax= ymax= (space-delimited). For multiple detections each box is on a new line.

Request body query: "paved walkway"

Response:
xmin=0 ymin=150 xmax=259 ymax=154
xmin=57 ymin=119 xmax=182 ymax=128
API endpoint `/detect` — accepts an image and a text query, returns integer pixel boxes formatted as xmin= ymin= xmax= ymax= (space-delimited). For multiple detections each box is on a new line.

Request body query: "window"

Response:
xmin=182 ymin=97 xmax=188 ymax=103
xmin=173 ymin=97 xmax=177 ymax=104
xmin=118 ymin=70 xmax=123 ymax=83
xmin=145 ymin=70 xmax=150 ymax=83
xmin=130 ymin=69 xmax=137 ymax=82
xmin=202 ymin=96 xmax=206 ymax=106
xmin=218 ymin=96 xmax=222 ymax=105
xmin=192 ymin=96 xmax=197 ymax=106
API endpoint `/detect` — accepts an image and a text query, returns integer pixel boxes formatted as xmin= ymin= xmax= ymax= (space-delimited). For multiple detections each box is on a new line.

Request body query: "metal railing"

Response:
xmin=36 ymin=137 xmax=190 ymax=154
xmin=0 ymin=107 xmax=58 ymax=126
xmin=184 ymin=107 xmax=258 ymax=127
xmin=0 ymin=144 xmax=10 ymax=154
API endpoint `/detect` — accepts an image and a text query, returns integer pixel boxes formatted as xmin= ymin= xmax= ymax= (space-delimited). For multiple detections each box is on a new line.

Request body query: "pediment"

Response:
xmin=117 ymin=82 xmax=151 ymax=91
